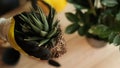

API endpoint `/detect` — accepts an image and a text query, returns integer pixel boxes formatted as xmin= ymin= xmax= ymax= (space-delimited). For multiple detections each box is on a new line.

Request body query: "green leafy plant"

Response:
xmin=65 ymin=0 xmax=120 ymax=46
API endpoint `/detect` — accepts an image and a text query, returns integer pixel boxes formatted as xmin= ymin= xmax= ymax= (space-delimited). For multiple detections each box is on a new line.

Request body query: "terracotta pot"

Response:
xmin=86 ymin=37 xmax=107 ymax=48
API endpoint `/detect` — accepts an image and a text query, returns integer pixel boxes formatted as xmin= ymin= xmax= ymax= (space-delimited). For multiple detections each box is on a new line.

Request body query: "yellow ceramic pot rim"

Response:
xmin=7 ymin=18 xmax=28 ymax=55
xmin=43 ymin=0 xmax=67 ymax=12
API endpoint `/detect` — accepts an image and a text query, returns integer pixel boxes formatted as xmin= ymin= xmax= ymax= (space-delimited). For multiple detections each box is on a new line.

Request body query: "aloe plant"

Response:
xmin=13 ymin=5 xmax=66 ymax=61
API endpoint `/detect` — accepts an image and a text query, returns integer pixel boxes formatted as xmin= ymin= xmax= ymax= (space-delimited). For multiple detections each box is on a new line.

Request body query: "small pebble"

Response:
xmin=48 ymin=59 xmax=61 ymax=67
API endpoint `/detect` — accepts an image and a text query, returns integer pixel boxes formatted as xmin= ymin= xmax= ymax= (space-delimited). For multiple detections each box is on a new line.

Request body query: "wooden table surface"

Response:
xmin=0 ymin=4 xmax=120 ymax=68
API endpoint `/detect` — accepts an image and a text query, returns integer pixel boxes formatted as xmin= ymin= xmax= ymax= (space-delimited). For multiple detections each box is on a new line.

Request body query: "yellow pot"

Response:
xmin=7 ymin=18 xmax=28 ymax=55
xmin=43 ymin=0 xmax=67 ymax=12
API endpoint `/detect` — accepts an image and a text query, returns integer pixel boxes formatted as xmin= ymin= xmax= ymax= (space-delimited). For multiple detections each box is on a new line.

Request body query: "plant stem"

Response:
xmin=88 ymin=0 xmax=97 ymax=16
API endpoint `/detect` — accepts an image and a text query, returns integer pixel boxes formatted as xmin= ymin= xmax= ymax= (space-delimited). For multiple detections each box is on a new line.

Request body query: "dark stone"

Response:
xmin=48 ymin=59 xmax=61 ymax=67
xmin=0 ymin=0 xmax=19 ymax=16
xmin=2 ymin=48 xmax=20 ymax=65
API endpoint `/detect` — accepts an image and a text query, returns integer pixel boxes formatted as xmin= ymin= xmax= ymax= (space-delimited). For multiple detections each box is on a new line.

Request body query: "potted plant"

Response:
xmin=0 ymin=0 xmax=68 ymax=67
xmin=10 ymin=6 xmax=66 ymax=66
xmin=65 ymin=0 xmax=120 ymax=48
xmin=0 ymin=3 xmax=66 ymax=67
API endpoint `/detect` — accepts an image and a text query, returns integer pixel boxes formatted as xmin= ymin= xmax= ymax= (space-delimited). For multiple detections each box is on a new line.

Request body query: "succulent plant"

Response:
xmin=13 ymin=5 xmax=66 ymax=60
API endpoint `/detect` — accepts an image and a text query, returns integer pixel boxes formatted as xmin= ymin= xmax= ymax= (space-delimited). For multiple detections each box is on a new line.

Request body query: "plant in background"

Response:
xmin=65 ymin=0 xmax=120 ymax=46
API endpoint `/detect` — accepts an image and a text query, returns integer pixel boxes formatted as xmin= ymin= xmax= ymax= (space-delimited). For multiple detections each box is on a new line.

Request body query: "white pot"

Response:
xmin=86 ymin=37 xmax=107 ymax=48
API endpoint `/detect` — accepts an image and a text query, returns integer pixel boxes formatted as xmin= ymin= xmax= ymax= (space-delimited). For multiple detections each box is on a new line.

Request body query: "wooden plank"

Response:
xmin=15 ymin=36 xmax=119 ymax=68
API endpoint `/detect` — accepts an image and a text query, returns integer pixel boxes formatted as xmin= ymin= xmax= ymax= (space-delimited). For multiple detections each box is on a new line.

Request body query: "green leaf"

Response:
xmin=29 ymin=13 xmax=43 ymax=29
xmin=108 ymin=32 xmax=118 ymax=43
xmin=115 ymin=11 xmax=120 ymax=22
xmin=101 ymin=0 xmax=118 ymax=7
xmin=38 ymin=39 xmax=49 ymax=47
xmin=65 ymin=12 xmax=79 ymax=23
xmin=47 ymin=7 xmax=55 ymax=24
xmin=67 ymin=0 xmax=94 ymax=8
xmin=24 ymin=37 xmax=42 ymax=41
xmin=78 ymin=27 xmax=86 ymax=36
xmin=38 ymin=7 xmax=49 ymax=31
xmin=40 ymin=31 xmax=48 ymax=37
xmin=19 ymin=14 xmax=30 ymax=23
xmin=20 ymin=24 xmax=31 ymax=33
xmin=98 ymin=9 xmax=114 ymax=26
xmin=113 ymin=34 xmax=120 ymax=46
xmin=65 ymin=24 xmax=79 ymax=34
xmin=47 ymin=28 xmax=57 ymax=38
xmin=52 ymin=20 xmax=59 ymax=29
xmin=90 ymin=25 xmax=111 ymax=38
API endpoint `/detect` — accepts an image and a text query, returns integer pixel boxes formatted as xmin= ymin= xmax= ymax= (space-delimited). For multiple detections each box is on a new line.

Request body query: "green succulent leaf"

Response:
xmin=65 ymin=12 xmax=79 ymax=23
xmin=52 ymin=20 xmax=59 ymax=29
xmin=38 ymin=39 xmax=49 ymax=47
xmin=20 ymin=23 xmax=31 ymax=32
xmin=29 ymin=13 xmax=43 ymax=29
xmin=101 ymin=0 xmax=118 ymax=7
xmin=47 ymin=28 xmax=57 ymax=38
xmin=47 ymin=7 xmax=55 ymax=24
xmin=38 ymin=7 xmax=49 ymax=31
xmin=24 ymin=37 xmax=42 ymax=41
xmin=40 ymin=31 xmax=48 ymax=37
xmin=19 ymin=14 xmax=30 ymax=23
xmin=65 ymin=24 xmax=79 ymax=34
